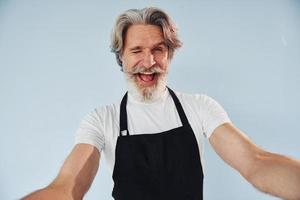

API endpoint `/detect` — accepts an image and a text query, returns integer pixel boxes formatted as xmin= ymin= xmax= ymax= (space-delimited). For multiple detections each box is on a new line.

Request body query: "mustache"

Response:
xmin=124 ymin=65 xmax=167 ymax=75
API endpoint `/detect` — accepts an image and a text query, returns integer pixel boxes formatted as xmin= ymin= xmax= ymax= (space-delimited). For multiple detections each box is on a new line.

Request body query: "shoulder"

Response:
xmin=91 ymin=103 xmax=119 ymax=122
xmin=175 ymin=90 xmax=230 ymax=138
xmin=94 ymin=103 xmax=118 ymax=117
xmin=174 ymin=90 xmax=218 ymax=108
xmin=78 ymin=102 xmax=119 ymax=127
xmin=173 ymin=90 xmax=229 ymax=120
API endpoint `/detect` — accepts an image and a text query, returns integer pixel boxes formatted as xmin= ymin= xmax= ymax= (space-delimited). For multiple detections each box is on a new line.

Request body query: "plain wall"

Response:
xmin=0 ymin=0 xmax=299 ymax=199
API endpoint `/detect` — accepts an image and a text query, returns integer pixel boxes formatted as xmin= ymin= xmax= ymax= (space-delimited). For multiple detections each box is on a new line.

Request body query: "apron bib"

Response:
xmin=112 ymin=88 xmax=203 ymax=200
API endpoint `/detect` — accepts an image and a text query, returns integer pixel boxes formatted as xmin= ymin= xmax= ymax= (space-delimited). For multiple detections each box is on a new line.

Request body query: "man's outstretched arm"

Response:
xmin=22 ymin=143 xmax=100 ymax=200
xmin=209 ymin=123 xmax=300 ymax=200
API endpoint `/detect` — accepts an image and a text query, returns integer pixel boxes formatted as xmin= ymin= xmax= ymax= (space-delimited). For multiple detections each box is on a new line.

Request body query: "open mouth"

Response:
xmin=137 ymin=72 xmax=156 ymax=83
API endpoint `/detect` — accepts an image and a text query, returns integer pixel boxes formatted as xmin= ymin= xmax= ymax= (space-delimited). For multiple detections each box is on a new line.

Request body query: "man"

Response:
xmin=23 ymin=7 xmax=300 ymax=200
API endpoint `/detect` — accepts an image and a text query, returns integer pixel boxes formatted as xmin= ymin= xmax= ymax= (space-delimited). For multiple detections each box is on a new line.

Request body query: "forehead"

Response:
xmin=124 ymin=24 xmax=164 ymax=48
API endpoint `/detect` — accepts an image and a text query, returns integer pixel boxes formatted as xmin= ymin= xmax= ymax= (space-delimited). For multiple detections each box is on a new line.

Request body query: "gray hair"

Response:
xmin=110 ymin=7 xmax=182 ymax=69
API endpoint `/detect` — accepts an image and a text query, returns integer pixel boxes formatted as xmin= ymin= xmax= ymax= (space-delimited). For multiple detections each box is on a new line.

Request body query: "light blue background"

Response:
xmin=1 ymin=0 xmax=299 ymax=199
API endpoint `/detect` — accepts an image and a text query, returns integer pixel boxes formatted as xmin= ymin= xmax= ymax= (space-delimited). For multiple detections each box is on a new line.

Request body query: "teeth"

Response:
xmin=140 ymin=72 xmax=154 ymax=75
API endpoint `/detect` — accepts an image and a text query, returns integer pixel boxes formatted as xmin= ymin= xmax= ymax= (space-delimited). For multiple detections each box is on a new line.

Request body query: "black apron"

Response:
xmin=112 ymin=88 xmax=203 ymax=200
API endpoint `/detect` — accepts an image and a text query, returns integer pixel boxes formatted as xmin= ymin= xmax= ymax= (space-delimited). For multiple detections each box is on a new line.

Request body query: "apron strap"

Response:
xmin=167 ymin=87 xmax=190 ymax=128
xmin=119 ymin=92 xmax=129 ymax=136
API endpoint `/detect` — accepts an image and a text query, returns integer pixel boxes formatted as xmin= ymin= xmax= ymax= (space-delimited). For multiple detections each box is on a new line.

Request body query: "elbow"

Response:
xmin=240 ymin=150 xmax=286 ymax=197
xmin=239 ymin=150 xmax=270 ymax=190
xmin=48 ymin=178 xmax=84 ymax=200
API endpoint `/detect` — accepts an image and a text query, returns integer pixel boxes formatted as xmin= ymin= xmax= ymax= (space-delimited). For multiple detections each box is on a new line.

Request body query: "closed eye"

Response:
xmin=153 ymin=47 xmax=163 ymax=52
xmin=132 ymin=50 xmax=142 ymax=54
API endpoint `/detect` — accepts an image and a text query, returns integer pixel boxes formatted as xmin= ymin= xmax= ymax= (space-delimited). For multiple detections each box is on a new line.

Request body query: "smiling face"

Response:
xmin=121 ymin=24 xmax=169 ymax=101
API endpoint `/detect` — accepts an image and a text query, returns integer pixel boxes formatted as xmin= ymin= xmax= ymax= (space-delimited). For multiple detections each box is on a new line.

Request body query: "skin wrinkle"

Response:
xmin=121 ymin=24 xmax=170 ymax=102
xmin=110 ymin=8 xmax=182 ymax=67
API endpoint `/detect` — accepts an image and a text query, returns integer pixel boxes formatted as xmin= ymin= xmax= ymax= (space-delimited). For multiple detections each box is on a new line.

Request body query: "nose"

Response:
xmin=142 ymin=51 xmax=156 ymax=68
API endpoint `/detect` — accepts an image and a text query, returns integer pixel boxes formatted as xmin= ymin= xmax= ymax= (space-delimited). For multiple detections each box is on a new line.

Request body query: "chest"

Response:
xmin=102 ymin=102 xmax=205 ymax=173
xmin=127 ymin=101 xmax=183 ymax=134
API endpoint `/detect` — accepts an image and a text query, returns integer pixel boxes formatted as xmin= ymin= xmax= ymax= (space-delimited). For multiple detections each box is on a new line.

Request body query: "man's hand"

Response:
xmin=209 ymin=123 xmax=300 ymax=200
xmin=22 ymin=144 xmax=100 ymax=200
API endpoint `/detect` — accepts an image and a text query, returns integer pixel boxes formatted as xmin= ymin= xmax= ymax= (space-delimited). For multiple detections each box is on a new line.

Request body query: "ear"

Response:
xmin=118 ymin=54 xmax=125 ymax=72
xmin=119 ymin=54 xmax=123 ymax=63
xmin=117 ymin=53 xmax=123 ymax=65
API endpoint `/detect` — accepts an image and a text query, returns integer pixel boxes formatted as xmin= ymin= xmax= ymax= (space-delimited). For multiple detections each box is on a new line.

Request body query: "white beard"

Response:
xmin=125 ymin=73 xmax=168 ymax=103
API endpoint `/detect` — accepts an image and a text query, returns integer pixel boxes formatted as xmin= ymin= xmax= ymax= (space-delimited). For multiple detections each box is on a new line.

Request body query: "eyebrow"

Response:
xmin=128 ymin=41 xmax=166 ymax=51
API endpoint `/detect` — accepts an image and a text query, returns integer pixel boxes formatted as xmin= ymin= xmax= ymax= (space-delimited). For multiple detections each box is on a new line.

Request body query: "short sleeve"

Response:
xmin=199 ymin=95 xmax=231 ymax=138
xmin=74 ymin=109 xmax=105 ymax=152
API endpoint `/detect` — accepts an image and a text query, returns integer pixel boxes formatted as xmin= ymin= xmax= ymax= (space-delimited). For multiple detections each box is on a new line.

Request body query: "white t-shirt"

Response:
xmin=75 ymin=89 xmax=231 ymax=172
